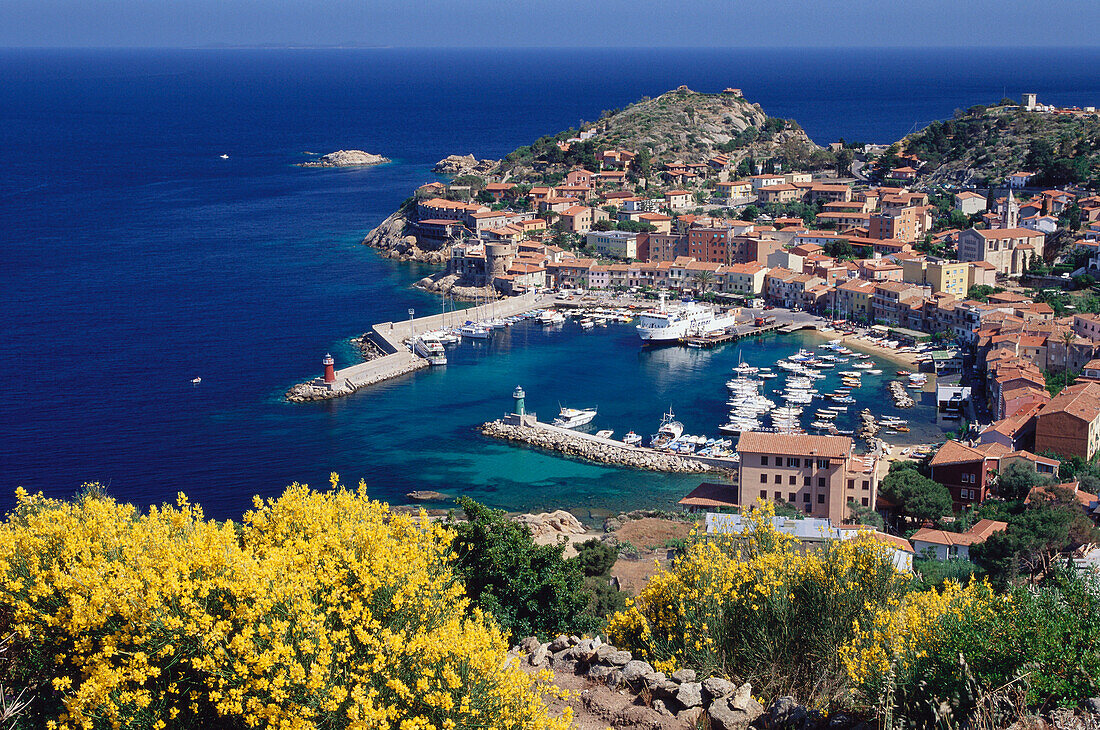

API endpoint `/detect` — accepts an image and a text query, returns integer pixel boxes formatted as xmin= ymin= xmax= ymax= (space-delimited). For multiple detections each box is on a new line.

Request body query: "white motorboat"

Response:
xmin=579 ymin=317 xmax=595 ymax=329
xmin=460 ymin=323 xmax=490 ymax=339
xmin=539 ymin=310 xmax=566 ymax=325
xmin=623 ymin=431 xmax=643 ymax=446
xmin=596 ymin=429 xmax=615 ymax=439
xmin=553 ymin=406 xmax=597 ymax=429
xmin=651 ymin=408 xmax=685 ymax=445
xmin=191 ymin=377 xmax=202 ymax=384
xmin=413 ymin=335 xmax=448 ymax=366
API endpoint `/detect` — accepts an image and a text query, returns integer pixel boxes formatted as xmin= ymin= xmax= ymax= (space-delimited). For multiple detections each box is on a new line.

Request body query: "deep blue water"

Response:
xmin=2 ymin=47 xmax=1099 ymax=519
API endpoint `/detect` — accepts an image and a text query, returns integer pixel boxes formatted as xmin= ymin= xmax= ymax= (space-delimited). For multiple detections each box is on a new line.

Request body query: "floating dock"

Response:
xmin=681 ymin=322 xmax=782 ymax=348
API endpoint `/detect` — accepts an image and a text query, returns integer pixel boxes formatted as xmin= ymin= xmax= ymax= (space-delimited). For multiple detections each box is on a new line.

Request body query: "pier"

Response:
xmin=481 ymin=416 xmax=740 ymax=474
xmin=286 ymin=290 xmax=549 ymax=402
xmin=681 ymin=322 xmax=782 ymax=348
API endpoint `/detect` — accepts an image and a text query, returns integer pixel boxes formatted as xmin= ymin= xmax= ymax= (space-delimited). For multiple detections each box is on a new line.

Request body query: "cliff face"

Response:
xmin=361 ymin=199 xmax=449 ymax=265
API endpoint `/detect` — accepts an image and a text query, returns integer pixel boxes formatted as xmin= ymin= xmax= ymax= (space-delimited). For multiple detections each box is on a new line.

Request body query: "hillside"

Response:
xmin=900 ymin=103 xmax=1100 ymax=187
xmin=497 ymin=86 xmax=830 ymax=179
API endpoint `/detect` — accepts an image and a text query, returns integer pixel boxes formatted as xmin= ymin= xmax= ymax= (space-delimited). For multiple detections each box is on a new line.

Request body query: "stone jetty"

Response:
xmin=481 ymin=420 xmax=714 ymax=473
xmin=887 ymin=381 xmax=916 ymax=408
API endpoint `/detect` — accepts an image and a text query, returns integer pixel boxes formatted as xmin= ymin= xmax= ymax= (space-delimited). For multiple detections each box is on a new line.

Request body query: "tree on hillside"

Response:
xmin=879 ymin=468 xmax=953 ymax=524
xmin=449 ymin=498 xmax=597 ymax=640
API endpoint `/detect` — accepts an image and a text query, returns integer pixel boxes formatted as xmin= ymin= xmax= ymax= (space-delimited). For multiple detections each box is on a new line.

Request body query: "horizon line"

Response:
xmin=3 ymin=44 xmax=1100 ymax=51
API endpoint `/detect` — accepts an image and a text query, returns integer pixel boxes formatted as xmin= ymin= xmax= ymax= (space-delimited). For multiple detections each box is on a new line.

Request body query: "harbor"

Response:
xmin=285 ymin=290 xmax=549 ymax=401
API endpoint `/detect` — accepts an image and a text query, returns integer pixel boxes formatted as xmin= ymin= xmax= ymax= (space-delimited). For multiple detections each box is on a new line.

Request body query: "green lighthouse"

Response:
xmin=512 ymin=385 xmax=526 ymax=416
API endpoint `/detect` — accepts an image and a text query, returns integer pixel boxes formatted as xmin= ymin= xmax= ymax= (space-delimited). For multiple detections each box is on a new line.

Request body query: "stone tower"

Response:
xmin=1002 ymin=188 xmax=1019 ymax=229
xmin=484 ymin=242 xmax=515 ymax=285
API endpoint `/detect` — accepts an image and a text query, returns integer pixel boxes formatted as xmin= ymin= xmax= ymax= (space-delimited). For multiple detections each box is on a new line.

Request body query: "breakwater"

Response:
xmin=287 ymin=290 xmax=549 ymax=402
xmin=481 ymin=420 xmax=718 ymax=474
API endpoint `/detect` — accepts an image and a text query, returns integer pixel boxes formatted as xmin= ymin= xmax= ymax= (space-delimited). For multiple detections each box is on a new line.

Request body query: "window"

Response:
xmin=817 ymin=459 xmax=828 ymax=468
xmin=847 ymin=479 xmax=855 ymax=489
xmin=774 ymin=491 xmax=782 ymax=501
xmin=760 ymin=474 xmax=768 ymax=483
xmin=774 ymin=455 xmax=782 ymax=464
xmin=761 ymin=456 xmax=769 ymax=466
xmin=861 ymin=497 xmax=869 ymax=506
xmin=803 ymin=476 xmax=811 ymax=486
xmin=803 ymin=493 xmax=811 ymax=503
xmin=862 ymin=480 xmax=869 ymax=490
xmin=775 ymin=474 xmax=782 ymax=484
xmin=818 ymin=477 xmax=826 ymax=487
xmin=804 ymin=458 xmax=813 ymax=467
xmin=817 ymin=494 xmax=825 ymax=504
xmin=789 ymin=476 xmax=797 ymax=485
xmin=787 ymin=457 xmax=799 ymax=467
xmin=760 ymin=490 xmax=768 ymax=499
xmin=789 ymin=492 xmax=796 ymax=502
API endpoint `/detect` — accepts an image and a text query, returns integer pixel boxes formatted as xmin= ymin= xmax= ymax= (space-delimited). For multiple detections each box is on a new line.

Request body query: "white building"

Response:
xmin=586 ymin=230 xmax=639 ymax=259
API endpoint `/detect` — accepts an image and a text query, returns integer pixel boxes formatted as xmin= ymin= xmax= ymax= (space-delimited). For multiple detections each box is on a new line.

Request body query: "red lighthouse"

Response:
xmin=323 ymin=353 xmax=335 ymax=384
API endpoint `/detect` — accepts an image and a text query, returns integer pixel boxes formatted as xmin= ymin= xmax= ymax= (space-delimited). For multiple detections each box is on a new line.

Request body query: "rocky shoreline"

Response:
xmin=481 ymin=421 xmax=715 ymax=474
xmin=299 ymin=150 xmax=390 ymax=168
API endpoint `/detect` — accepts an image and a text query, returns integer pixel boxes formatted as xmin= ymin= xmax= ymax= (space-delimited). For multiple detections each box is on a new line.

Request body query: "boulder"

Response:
xmin=1085 ymin=698 xmax=1100 ymax=715
xmin=621 ymin=659 xmax=655 ymax=684
xmin=709 ymin=694 xmax=765 ymax=730
xmin=519 ymin=636 xmax=540 ymax=655
xmin=769 ymin=696 xmax=808 ymax=729
xmin=548 ymin=635 xmax=570 ymax=653
xmin=730 ymin=683 xmax=759 ymax=712
xmin=676 ymin=682 xmax=705 ymax=709
xmin=605 ymin=669 xmax=624 ymax=689
xmin=672 ymin=669 xmax=697 ymax=683
xmin=702 ymin=677 xmax=737 ymax=702
xmin=653 ymin=699 xmax=673 ymax=717
xmin=586 ymin=664 xmax=613 ymax=681
xmin=605 ymin=650 xmax=632 ymax=666
xmin=528 ymin=644 xmax=549 ymax=667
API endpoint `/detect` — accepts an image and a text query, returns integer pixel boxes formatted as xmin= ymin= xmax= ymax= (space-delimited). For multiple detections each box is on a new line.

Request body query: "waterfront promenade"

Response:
xmin=286 ymin=291 xmax=550 ymax=402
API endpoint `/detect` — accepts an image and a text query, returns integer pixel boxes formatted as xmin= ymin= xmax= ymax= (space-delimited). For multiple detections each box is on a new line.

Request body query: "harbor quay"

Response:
xmin=285 ymin=290 xmax=550 ymax=402
xmin=481 ymin=416 xmax=730 ymax=475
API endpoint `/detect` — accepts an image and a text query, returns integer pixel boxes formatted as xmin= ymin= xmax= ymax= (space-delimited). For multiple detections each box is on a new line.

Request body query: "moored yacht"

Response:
xmin=413 ymin=335 xmax=448 ymax=365
xmin=553 ymin=406 xmax=598 ymax=429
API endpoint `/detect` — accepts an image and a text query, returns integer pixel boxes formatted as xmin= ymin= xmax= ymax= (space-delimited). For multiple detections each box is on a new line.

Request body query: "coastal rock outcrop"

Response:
xmin=481 ymin=421 xmax=714 ymax=474
xmin=300 ymin=149 xmax=390 ymax=167
xmin=361 ymin=200 xmax=452 ymax=265
xmin=432 ymin=153 xmax=498 ymax=176
xmin=514 ymin=510 xmax=587 ymax=539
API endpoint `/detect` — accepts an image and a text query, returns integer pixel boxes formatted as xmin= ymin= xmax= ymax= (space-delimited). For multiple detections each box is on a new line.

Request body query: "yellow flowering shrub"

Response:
xmin=0 ymin=478 xmax=571 ymax=729
xmin=607 ymin=501 xmax=909 ymax=704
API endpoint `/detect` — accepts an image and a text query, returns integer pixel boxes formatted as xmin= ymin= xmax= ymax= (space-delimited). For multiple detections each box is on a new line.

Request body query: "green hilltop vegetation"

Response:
xmin=497 ymin=86 xmax=835 ymax=180
xmin=900 ymin=101 xmax=1100 ymax=188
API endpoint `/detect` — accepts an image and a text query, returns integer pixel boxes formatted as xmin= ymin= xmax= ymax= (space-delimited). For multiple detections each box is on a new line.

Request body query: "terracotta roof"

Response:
xmin=736 ymin=432 xmax=851 ymax=459
xmin=930 ymin=440 xmax=988 ymax=466
xmin=678 ymin=482 xmax=740 ymax=508
xmin=1039 ymin=382 xmax=1100 ymax=422
xmin=911 ymin=519 xmax=1008 ymax=547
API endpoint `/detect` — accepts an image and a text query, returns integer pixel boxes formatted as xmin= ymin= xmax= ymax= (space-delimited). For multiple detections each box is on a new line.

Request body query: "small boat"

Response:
xmin=553 ymin=407 xmax=597 ymax=429
xmin=596 ymin=429 xmax=615 ymax=439
xmin=219 ymin=154 xmax=229 ymax=159
xmin=191 ymin=377 xmax=202 ymax=384
xmin=460 ymin=323 xmax=490 ymax=339
xmin=853 ymin=362 xmax=874 ymax=370
xmin=413 ymin=335 xmax=448 ymax=366
xmin=896 ymin=370 xmax=911 ymax=376
xmin=623 ymin=431 xmax=642 ymax=446
xmin=539 ymin=310 xmax=566 ymax=325
xmin=579 ymin=317 xmax=595 ymax=329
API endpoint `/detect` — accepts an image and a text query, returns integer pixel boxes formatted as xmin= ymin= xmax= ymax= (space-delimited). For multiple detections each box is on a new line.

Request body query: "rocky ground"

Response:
xmin=299 ymin=149 xmax=390 ymax=167
xmin=433 ymin=153 xmax=499 ymax=176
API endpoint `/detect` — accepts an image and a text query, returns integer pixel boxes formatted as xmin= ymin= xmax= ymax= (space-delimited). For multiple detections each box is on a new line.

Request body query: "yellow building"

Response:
xmin=902 ymin=258 xmax=969 ymax=296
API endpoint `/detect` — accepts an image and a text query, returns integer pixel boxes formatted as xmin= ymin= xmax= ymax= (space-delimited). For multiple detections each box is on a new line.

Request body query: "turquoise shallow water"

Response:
xmin=282 ymin=316 xmax=943 ymax=519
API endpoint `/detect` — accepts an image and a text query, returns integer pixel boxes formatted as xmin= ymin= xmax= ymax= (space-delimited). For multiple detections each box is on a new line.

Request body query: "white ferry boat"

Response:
xmin=636 ymin=293 xmax=736 ymax=343
xmin=553 ymin=406 xmax=597 ymax=429
xmin=413 ymin=335 xmax=448 ymax=365
xmin=460 ymin=323 xmax=490 ymax=339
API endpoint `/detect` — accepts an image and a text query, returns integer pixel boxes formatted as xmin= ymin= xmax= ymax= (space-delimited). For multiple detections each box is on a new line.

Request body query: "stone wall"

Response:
xmin=481 ymin=421 xmax=714 ymax=474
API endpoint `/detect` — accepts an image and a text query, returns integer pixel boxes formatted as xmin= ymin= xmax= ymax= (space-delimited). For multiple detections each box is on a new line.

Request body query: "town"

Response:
xmin=371 ymin=90 xmax=1100 ymax=576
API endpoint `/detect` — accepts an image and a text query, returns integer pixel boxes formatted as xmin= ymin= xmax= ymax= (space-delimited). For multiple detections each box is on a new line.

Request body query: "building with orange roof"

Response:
xmin=910 ymin=519 xmax=1008 ymax=561
xmin=1035 ymin=382 xmax=1100 ymax=459
xmin=735 ymin=432 xmax=877 ymax=522
xmin=757 ymin=184 xmax=802 ymax=204
xmin=957 ymin=228 xmax=1046 ymax=277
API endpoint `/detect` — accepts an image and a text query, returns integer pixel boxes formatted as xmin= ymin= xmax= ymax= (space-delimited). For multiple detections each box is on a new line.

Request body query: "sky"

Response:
xmin=1 ymin=0 xmax=1098 ymax=48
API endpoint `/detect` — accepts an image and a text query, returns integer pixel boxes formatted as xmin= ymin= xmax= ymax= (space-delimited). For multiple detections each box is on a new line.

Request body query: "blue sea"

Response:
xmin=3 ymin=47 xmax=1100 ymax=520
